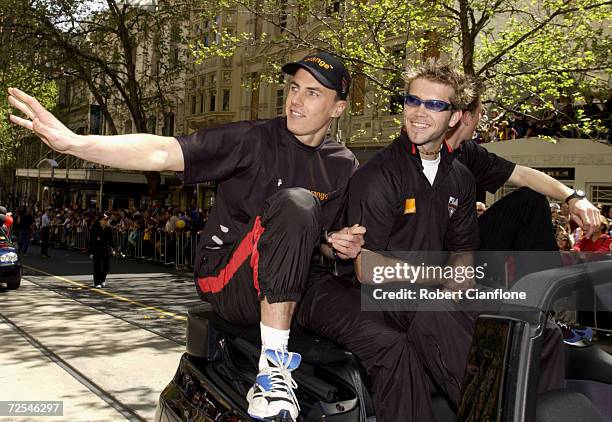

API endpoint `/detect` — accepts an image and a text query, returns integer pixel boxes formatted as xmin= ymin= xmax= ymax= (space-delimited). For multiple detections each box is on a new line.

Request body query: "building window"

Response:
xmin=163 ymin=112 xmax=175 ymax=136
xmin=191 ymin=95 xmax=197 ymax=114
xmin=389 ymin=94 xmax=403 ymax=115
xmin=253 ymin=1 xmax=264 ymax=39
xmin=123 ymin=119 xmax=132 ymax=134
xmin=276 ymin=89 xmax=285 ymax=116
xmin=589 ymin=185 xmax=612 ymax=205
xmin=327 ymin=0 xmax=341 ymax=15
xmin=210 ymin=90 xmax=216 ymax=112
xmin=147 ymin=116 xmax=157 ymax=134
xmin=223 ymin=71 xmax=232 ymax=84
xmin=200 ymin=94 xmax=205 ymax=113
xmin=351 ymin=74 xmax=365 ymax=116
xmin=280 ymin=0 xmax=288 ymax=31
xmin=89 ymin=104 xmax=102 ymax=135
xmin=423 ymin=30 xmax=441 ymax=60
xmin=389 ymin=70 xmax=404 ymax=115
xmin=250 ymin=72 xmax=259 ymax=120
xmin=222 ymin=90 xmax=230 ymax=111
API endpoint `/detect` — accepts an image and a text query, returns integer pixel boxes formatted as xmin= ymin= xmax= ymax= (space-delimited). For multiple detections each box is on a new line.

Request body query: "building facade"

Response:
xmin=10 ymin=2 xmax=612 ymax=211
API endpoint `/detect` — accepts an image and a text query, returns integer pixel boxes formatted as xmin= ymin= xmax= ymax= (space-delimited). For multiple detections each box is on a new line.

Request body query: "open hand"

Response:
xmin=8 ymin=87 xmax=78 ymax=153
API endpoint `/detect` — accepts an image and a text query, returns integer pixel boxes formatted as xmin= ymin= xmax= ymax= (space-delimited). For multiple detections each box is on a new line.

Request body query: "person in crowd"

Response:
xmin=88 ymin=213 xmax=114 ymax=288
xmin=572 ymin=218 xmax=612 ymax=254
xmin=17 ymin=207 xmax=34 ymax=255
xmin=556 ymin=227 xmax=574 ymax=251
xmin=40 ymin=207 xmax=51 ymax=257
xmin=550 ymin=202 xmax=561 ymax=218
xmin=476 ymin=201 xmax=487 ymax=217
xmin=498 ymin=120 xmax=518 ymax=140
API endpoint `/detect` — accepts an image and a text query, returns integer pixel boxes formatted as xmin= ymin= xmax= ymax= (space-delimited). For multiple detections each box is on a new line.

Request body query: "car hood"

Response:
xmin=0 ymin=245 xmax=17 ymax=254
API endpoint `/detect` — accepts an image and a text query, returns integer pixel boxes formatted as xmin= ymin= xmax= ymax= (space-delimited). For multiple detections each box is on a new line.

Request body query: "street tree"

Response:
xmin=0 ymin=13 xmax=57 ymax=168
xmin=194 ymin=0 xmax=611 ymax=141
xmin=4 ymin=0 xmax=199 ymax=198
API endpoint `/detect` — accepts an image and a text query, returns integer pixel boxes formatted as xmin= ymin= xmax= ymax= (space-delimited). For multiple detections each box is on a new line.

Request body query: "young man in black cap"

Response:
xmin=8 ymin=52 xmax=365 ymax=421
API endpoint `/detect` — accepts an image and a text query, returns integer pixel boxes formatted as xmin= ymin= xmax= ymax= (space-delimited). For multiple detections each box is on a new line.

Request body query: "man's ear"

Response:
xmin=461 ymin=110 xmax=472 ymax=126
xmin=332 ymin=100 xmax=347 ymax=118
xmin=449 ymin=110 xmax=463 ymax=128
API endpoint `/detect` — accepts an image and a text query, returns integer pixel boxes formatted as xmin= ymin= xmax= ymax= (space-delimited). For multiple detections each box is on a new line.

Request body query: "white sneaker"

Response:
xmin=101 ymin=282 xmax=106 ymax=288
xmin=95 ymin=285 xmax=102 ymax=289
xmin=247 ymin=349 xmax=301 ymax=421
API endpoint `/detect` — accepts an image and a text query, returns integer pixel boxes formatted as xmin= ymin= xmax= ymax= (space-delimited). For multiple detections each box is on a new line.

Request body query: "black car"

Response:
xmin=155 ymin=260 xmax=612 ymax=422
xmin=0 ymin=228 xmax=21 ymax=290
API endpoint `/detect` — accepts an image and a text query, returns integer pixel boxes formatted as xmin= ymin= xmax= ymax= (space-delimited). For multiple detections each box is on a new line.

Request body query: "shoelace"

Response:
xmin=270 ymin=349 xmax=300 ymax=412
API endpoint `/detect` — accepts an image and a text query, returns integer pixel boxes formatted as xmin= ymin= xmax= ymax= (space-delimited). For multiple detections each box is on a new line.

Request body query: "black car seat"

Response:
xmin=186 ymin=303 xmax=457 ymax=422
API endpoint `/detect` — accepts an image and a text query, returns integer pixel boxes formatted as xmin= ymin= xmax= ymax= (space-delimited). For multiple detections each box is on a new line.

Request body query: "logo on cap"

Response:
xmin=304 ymin=56 xmax=334 ymax=70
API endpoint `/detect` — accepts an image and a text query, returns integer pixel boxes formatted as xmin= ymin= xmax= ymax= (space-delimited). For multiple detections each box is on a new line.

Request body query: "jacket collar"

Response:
xmin=399 ymin=128 xmax=455 ymax=174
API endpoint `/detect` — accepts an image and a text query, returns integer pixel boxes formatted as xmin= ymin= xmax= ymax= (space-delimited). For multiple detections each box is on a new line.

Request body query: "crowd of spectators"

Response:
xmin=475 ymin=91 xmax=611 ymax=143
xmin=5 ymin=200 xmax=210 ymax=271
xmin=551 ymin=202 xmax=612 ymax=254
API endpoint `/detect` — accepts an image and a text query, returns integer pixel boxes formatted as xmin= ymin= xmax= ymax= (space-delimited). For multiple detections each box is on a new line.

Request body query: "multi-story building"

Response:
xmin=10 ymin=1 xmax=612 ymax=211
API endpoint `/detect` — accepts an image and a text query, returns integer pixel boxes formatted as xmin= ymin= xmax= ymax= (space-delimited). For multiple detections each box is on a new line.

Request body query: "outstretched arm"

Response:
xmin=8 ymin=88 xmax=184 ymax=172
xmin=508 ymin=165 xmax=602 ymax=237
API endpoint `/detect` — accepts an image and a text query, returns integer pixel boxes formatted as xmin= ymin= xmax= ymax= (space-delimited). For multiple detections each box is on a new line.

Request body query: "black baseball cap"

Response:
xmin=282 ymin=52 xmax=351 ymax=100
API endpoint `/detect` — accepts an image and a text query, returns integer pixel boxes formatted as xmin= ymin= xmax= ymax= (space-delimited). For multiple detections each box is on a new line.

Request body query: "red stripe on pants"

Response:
xmin=197 ymin=216 xmax=265 ymax=294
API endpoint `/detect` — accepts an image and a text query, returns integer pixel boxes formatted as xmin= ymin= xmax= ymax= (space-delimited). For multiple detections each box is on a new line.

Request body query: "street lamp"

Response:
xmin=36 ymin=158 xmax=58 ymax=208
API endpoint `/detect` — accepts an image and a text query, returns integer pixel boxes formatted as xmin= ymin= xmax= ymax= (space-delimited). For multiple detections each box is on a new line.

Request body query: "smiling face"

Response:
xmin=404 ymin=78 xmax=462 ymax=149
xmin=556 ymin=234 xmax=569 ymax=250
xmin=285 ymin=69 xmax=346 ymax=147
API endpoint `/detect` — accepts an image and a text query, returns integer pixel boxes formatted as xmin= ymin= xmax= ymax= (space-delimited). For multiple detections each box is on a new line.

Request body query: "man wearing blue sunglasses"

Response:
xmin=301 ymin=60 xmax=483 ymax=421
xmin=297 ymin=60 xmax=564 ymax=421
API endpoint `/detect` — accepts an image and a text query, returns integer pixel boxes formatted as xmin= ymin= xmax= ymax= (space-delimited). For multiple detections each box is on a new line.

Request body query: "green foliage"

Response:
xmin=192 ymin=0 xmax=611 ymax=141
xmin=0 ymin=69 xmax=57 ymax=166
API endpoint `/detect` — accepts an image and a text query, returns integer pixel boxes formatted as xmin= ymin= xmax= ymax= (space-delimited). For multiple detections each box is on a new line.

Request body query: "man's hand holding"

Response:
xmin=328 ymin=224 xmax=366 ymax=260
xmin=569 ymin=198 xmax=603 ymax=238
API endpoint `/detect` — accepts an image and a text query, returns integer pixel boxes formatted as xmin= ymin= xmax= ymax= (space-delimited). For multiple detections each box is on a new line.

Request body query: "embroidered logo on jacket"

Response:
xmin=404 ymin=198 xmax=416 ymax=214
xmin=448 ymin=196 xmax=458 ymax=217
xmin=311 ymin=190 xmax=330 ymax=201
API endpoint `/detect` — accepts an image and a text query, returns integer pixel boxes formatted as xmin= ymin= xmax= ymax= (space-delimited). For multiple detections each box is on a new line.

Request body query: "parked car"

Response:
xmin=155 ymin=261 xmax=612 ymax=422
xmin=0 ymin=226 xmax=21 ymax=290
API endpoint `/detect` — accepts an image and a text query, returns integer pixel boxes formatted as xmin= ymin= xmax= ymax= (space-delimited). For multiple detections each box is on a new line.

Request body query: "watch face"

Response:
xmin=576 ymin=190 xmax=585 ymax=197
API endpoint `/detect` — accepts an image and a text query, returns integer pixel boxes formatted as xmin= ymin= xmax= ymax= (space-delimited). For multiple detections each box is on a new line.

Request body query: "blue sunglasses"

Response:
xmin=402 ymin=94 xmax=454 ymax=112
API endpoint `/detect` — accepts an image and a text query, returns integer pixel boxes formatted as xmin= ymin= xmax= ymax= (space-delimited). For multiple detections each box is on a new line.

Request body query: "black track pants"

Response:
xmin=478 ymin=187 xmax=560 ymax=280
xmin=93 ymin=253 xmax=109 ymax=286
xmin=297 ymin=275 xmax=437 ymax=422
xmin=196 ymin=188 xmax=322 ymax=326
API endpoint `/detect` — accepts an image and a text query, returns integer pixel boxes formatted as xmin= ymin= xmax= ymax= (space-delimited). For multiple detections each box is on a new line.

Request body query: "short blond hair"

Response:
xmin=403 ymin=58 xmax=475 ymax=110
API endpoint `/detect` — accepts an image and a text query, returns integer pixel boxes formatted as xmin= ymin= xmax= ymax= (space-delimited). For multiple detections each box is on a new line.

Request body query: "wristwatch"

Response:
xmin=564 ymin=189 xmax=586 ymax=204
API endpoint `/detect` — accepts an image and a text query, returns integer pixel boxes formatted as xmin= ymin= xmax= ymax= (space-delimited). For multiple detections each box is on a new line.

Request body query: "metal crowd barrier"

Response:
xmin=28 ymin=224 xmax=201 ymax=273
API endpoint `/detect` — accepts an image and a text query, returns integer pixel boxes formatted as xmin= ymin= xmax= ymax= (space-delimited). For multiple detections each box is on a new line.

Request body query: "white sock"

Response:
xmin=259 ymin=323 xmax=290 ymax=369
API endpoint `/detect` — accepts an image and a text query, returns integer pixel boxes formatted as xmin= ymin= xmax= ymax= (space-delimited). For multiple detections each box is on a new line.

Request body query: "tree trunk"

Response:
xmin=458 ymin=0 xmax=475 ymax=76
